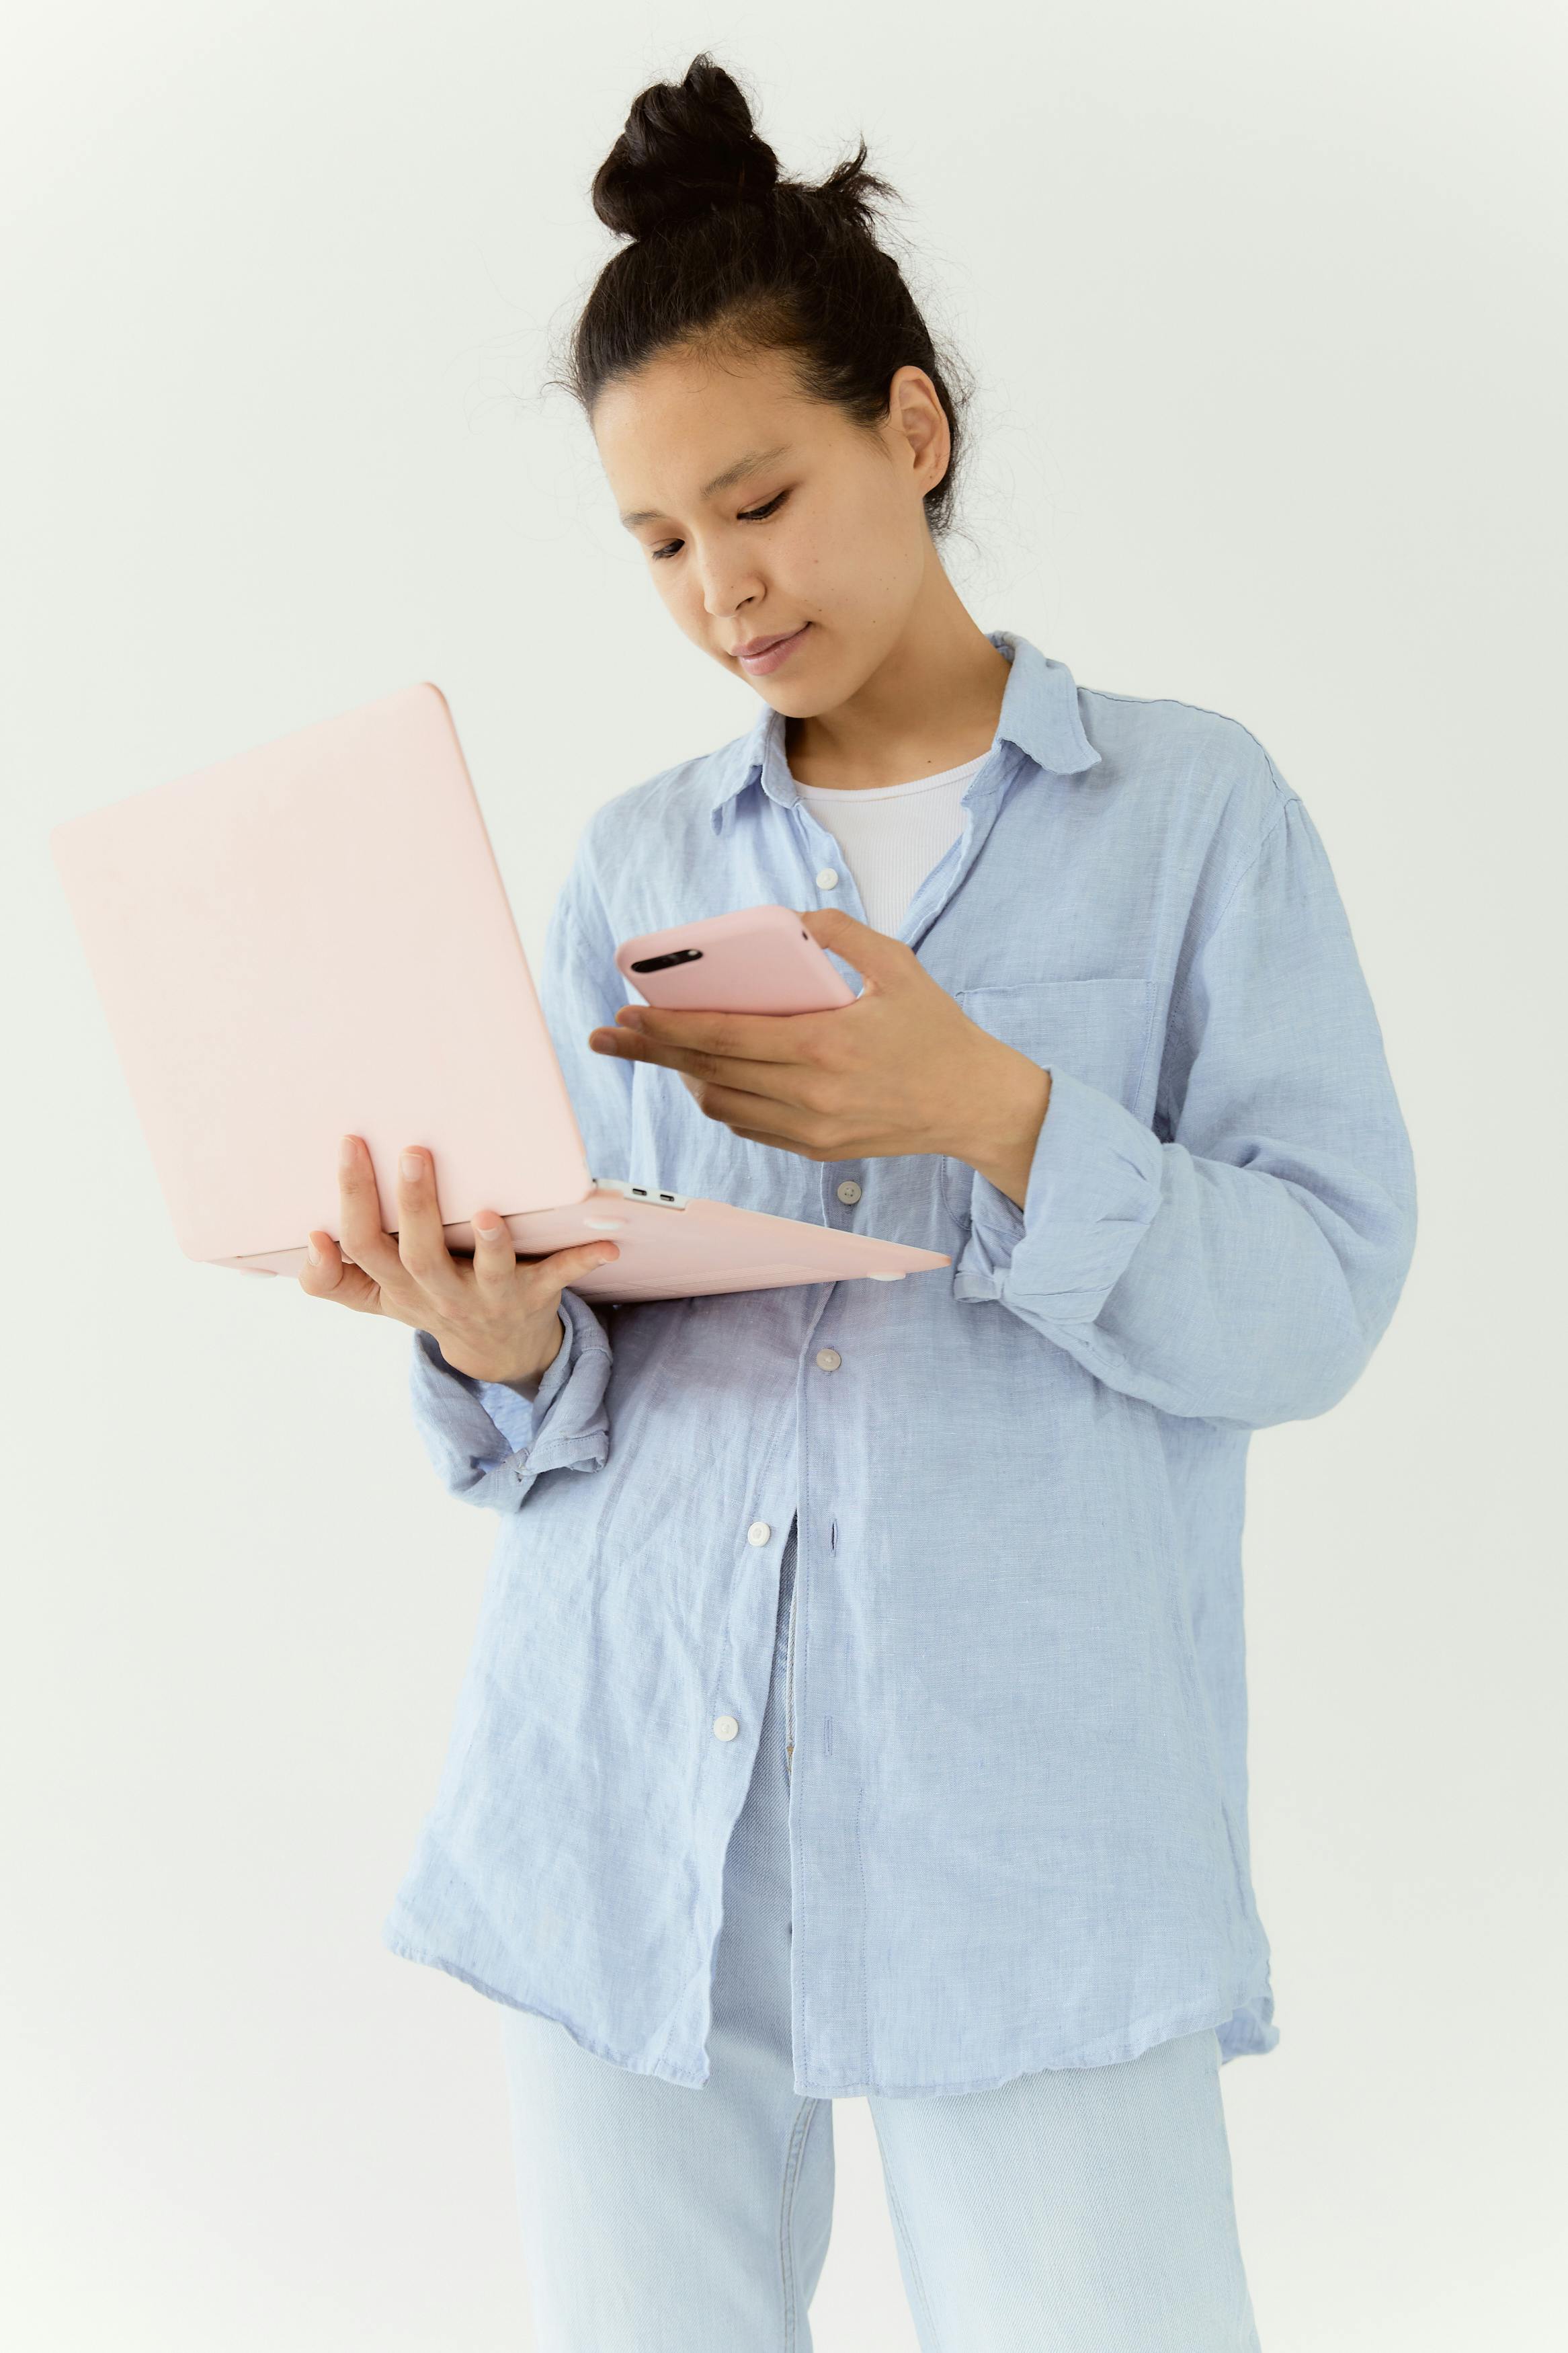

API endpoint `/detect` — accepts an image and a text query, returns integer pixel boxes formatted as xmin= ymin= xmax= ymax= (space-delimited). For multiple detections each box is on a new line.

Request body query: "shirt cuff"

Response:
xmin=951 ymin=1065 xmax=1165 ymax=1324
xmin=408 ymin=1287 xmax=612 ymax=1509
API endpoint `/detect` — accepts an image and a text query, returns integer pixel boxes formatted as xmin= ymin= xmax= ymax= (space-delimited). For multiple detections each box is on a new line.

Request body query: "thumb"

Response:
xmin=798 ymin=904 xmax=913 ymax=990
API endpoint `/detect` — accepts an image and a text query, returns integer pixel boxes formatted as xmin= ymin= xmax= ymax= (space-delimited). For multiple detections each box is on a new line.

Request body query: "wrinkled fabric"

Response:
xmin=382 ymin=630 xmax=1417 ymax=2098
xmin=498 ymin=1514 xmax=1262 ymax=2352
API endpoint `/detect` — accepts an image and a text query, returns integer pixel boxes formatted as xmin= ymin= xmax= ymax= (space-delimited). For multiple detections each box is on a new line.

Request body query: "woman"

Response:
xmin=301 ymin=54 xmax=1416 ymax=2353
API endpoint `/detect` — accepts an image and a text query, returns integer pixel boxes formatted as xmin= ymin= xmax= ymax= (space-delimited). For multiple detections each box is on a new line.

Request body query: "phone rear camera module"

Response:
xmin=630 ymin=947 xmax=705 ymax=974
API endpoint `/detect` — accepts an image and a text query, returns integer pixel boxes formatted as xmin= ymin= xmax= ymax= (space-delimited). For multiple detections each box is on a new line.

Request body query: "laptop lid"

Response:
xmin=50 ymin=684 xmax=595 ymax=1264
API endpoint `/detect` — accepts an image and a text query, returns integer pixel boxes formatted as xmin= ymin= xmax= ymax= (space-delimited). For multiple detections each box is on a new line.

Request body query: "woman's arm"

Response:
xmin=573 ymin=762 xmax=1416 ymax=1436
xmin=951 ymin=790 xmax=1417 ymax=1429
xmin=407 ymin=851 xmax=635 ymax=1511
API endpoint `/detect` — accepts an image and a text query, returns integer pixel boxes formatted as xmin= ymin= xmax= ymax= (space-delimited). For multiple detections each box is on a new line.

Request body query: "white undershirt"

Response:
xmin=793 ymin=753 xmax=988 ymax=936
xmin=505 ymin=750 xmax=990 ymax=1403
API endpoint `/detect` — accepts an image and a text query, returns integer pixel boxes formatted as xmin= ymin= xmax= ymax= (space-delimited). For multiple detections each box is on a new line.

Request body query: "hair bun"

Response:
xmin=591 ymin=54 xmax=780 ymax=243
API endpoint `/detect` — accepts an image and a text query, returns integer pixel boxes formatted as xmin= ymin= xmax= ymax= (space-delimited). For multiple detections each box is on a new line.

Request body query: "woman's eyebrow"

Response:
xmin=619 ymin=442 xmax=791 ymax=528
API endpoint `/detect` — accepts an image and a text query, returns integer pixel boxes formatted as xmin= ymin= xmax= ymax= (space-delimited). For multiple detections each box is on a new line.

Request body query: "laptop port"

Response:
xmin=591 ymin=1176 xmax=690 ymax=1211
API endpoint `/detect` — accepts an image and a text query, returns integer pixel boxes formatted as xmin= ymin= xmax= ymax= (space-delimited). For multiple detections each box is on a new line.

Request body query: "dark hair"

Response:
xmin=551 ymin=53 xmax=972 ymax=541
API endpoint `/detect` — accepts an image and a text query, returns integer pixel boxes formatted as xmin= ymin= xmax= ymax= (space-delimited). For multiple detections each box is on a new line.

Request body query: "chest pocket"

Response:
xmin=942 ymin=977 xmax=1159 ymax=1222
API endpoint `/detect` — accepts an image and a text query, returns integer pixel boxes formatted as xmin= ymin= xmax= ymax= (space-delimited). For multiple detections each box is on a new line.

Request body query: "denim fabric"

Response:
xmin=500 ymin=1517 xmax=1262 ymax=2352
xmin=384 ymin=629 xmax=1417 ymax=2097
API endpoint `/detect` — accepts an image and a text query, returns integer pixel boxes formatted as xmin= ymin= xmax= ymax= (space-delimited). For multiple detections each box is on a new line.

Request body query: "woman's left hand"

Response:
xmin=587 ymin=908 xmax=1052 ymax=1208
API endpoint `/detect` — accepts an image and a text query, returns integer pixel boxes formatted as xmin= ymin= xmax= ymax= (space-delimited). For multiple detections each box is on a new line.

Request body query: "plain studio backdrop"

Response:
xmin=3 ymin=4 xmax=1564 ymax=2347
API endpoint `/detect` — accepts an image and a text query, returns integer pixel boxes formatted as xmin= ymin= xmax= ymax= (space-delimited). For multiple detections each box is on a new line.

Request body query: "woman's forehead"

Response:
xmin=595 ymin=352 xmax=835 ymax=509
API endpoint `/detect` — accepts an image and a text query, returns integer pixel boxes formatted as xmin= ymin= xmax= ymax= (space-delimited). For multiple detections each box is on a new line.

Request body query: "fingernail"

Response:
xmin=400 ymin=1150 xmax=423 ymax=1181
xmin=306 ymin=1238 xmax=323 ymax=1265
xmin=618 ymin=1008 xmax=645 ymax=1029
xmin=474 ymin=1214 xmax=501 ymax=1239
xmin=339 ymin=1134 xmax=358 ymax=1170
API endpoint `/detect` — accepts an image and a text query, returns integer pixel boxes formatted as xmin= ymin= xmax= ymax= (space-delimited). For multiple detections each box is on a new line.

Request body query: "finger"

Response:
xmin=474 ymin=1216 xmax=620 ymax=1298
xmin=336 ymin=1135 xmax=409 ymax=1290
xmin=597 ymin=1001 xmax=839 ymax=1064
xmin=798 ymin=905 xmax=919 ymax=984
xmin=392 ymin=1146 xmax=465 ymax=1304
xmin=470 ymin=1217 xmax=618 ymax=1283
xmin=298 ymin=1226 xmax=383 ymax=1312
xmin=468 ymin=1207 xmax=518 ymax=1298
xmin=511 ymin=1236 xmax=622 ymax=1293
xmin=589 ymin=1029 xmax=829 ymax=1095
xmin=726 ymin=1126 xmax=817 ymax=1155
xmin=684 ymin=1078 xmax=827 ymax=1146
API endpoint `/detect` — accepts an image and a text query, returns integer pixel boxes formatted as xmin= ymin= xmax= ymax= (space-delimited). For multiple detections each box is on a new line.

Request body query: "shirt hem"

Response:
xmin=791 ymin=1981 xmax=1278 ymax=2100
xmin=384 ymin=1915 xmax=1274 ymax=2100
xmin=381 ymin=1927 xmax=713 ymax=2089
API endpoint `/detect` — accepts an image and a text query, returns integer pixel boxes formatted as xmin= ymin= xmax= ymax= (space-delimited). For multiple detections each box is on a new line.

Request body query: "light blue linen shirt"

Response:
xmin=382 ymin=630 xmax=1417 ymax=2098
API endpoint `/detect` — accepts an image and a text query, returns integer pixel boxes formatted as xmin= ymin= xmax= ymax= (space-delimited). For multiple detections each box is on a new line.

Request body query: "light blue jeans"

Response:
xmin=500 ymin=1517 xmax=1263 ymax=2351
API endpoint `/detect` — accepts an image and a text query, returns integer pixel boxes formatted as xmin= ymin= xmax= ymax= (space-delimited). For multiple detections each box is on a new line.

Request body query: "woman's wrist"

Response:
xmin=496 ymin=1311 xmax=568 ymax=1399
xmin=950 ymin=1045 xmax=1052 ymax=1209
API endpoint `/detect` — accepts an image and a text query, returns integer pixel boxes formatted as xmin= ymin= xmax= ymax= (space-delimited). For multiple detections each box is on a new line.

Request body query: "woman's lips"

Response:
xmin=737 ymin=623 xmax=811 ymax=675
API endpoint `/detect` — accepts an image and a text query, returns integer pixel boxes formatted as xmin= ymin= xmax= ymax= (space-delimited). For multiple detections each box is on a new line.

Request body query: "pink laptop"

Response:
xmin=48 ymin=684 xmax=952 ymax=1304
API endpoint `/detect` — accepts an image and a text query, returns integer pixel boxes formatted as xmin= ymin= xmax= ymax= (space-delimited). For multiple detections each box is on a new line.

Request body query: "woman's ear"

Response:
xmin=887 ymin=364 xmax=951 ymax=500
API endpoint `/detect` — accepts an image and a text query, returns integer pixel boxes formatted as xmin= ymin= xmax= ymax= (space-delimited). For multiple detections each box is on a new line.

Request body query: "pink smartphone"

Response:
xmin=614 ymin=904 xmax=858 ymax=1014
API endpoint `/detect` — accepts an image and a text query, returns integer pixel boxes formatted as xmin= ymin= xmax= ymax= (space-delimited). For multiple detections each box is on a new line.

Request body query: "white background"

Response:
xmin=4 ymin=3 xmax=1565 ymax=2346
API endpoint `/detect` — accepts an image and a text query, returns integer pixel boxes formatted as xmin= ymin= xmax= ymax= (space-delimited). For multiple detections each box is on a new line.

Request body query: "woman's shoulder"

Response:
xmin=1080 ymin=675 xmax=1292 ymax=795
xmin=1075 ymin=674 xmax=1299 ymax=868
xmin=575 ymin=727 xmax=755 ymax=888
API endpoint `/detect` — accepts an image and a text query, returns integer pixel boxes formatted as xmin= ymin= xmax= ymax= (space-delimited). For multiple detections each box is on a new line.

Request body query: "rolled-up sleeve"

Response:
xmin=405 ymin=830 xmax=634 ymax=1509
xmin=953 ymin=790 xmax=1417 ymax=1429
xmin=407 ymin=1287 xmax=614 ymax=1511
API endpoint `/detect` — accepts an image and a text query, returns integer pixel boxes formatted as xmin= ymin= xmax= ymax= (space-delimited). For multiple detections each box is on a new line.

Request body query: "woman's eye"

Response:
xmin=649 ymin=489 xmax=789 ymax=563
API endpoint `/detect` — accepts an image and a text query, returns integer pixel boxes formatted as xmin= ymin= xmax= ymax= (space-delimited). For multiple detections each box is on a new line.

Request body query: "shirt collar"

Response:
xmin=705 ymin=629 xmax=1101 ymax=830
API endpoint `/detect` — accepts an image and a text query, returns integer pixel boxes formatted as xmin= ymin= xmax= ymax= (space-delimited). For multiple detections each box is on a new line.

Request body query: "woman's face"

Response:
xmin=592 ymin=341 xmax=950 ymax=715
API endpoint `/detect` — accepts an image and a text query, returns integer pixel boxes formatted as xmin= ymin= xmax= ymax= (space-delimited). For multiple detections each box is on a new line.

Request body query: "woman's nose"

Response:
xmin=698 ymin=557 xmax=763 ymax=621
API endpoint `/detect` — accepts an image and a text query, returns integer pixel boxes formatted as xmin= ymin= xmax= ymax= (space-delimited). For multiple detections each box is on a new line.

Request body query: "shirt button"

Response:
xmin=835 ymin=1179 xmax=862 ymax=1205
xmin=747 ymin=1520 xmax=772 ymax=1546
xmin=815 ymin=866 xmax=839 ymax=889
xmin=712 ymin=1714 xmax=739 ymax=1741
xmin=815 ymin=1347 xmax=841 ymax=1372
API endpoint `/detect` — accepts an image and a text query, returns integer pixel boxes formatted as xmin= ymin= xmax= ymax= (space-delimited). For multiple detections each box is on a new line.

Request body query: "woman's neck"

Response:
xmin=784 ymin=586 xmax=1009 ymax=792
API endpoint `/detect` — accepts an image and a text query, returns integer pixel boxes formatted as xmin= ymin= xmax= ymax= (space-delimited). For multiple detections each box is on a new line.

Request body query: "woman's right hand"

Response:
xmin=297 ymin=1134 xmax=620 ymax=1388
